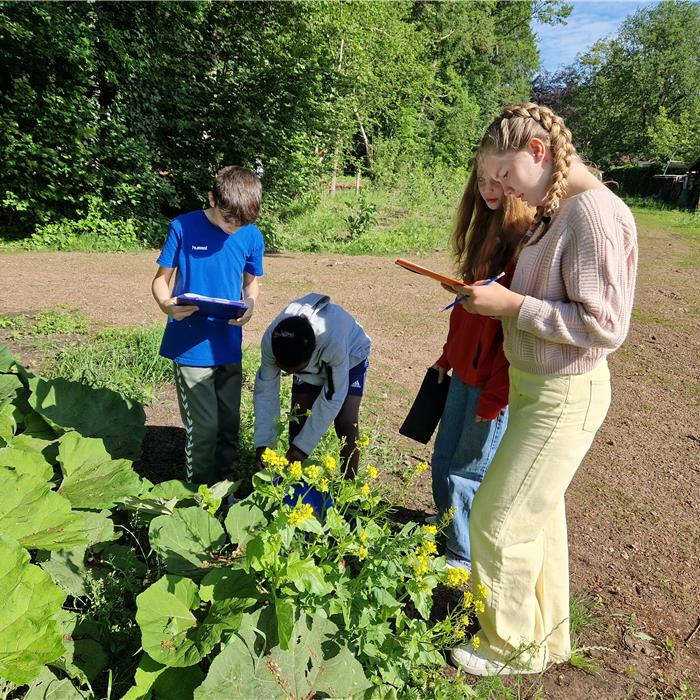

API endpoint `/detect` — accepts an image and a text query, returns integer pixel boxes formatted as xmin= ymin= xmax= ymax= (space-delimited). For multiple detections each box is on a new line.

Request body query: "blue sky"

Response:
xmin=533 ymin=0 xmax=658 ymax=72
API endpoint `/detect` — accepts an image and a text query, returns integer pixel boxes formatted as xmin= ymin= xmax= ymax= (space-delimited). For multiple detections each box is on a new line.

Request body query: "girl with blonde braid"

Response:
xmin=449 ymin=103 xmax=638 ymax=676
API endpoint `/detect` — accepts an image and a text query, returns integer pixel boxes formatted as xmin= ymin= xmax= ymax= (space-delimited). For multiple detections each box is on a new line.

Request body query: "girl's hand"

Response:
xmin=431 ymin=363 xmax=448 ymax=384
xmin=475 ymin=415 xmax=488 ymax=423
xmin=161 ymin=297 xmax=198 ymax=321
xmin=459 ymin=282 xmax=524 ymax=318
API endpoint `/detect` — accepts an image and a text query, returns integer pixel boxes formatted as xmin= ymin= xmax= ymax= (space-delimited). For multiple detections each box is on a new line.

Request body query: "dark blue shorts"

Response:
xmin=293 ymin=358 xmax=369 ymax=398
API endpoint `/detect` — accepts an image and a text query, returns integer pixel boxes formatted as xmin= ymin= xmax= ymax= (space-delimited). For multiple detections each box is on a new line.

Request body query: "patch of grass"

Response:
xmin=47 ymin=326 xmax=171 ymax=404
xmin=280 ymin=169 xmax=466 ymax=255
xmin=32 ymin=307 xmax=90 ymax=335
xmin=567 ymin=594 xmax=607 ymax=674
xmin=471 ymin=675 xmax=545 ymax=699
xmin=0 ymin=313 xmax=27 ymax=331
xmin=631 ymin=308 xmax=673 ymax=326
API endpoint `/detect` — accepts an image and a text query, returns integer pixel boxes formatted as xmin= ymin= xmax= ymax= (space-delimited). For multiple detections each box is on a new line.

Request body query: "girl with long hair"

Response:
xmin=450 ymin=103 xmax=638 ymax=676
xmin=431 ymin=164 xmax=533 ymax=570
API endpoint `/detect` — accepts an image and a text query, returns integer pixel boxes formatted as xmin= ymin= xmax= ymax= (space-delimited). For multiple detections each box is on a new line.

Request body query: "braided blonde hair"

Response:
xmin=479 ymin=103 xmax=576 ymax=242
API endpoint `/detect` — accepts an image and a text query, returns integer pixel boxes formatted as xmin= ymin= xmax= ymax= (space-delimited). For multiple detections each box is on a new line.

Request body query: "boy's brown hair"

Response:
xmin=211 ymin=166 xmax=262 ymax=226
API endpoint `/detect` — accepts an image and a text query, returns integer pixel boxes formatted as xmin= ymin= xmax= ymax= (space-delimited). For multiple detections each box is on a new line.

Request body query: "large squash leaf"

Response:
xmin=27 ymin=376 xmax=145 ymax=460
xmin=0 ymin=440 xmax=54 ymax=481
xmin=0 ymin=468 xmax=86 ymax=550
xmin=149 ymin=507 xmax=226 ymax=578
xmin=135 ymin=575 xmax=221 ymax=668
xmin=0 ymin=533 xmax=66 ymax=685
xmin=57 ymin=432 xmax=142 ymax=509
xmin=194 ymin=612 xmax=371 ymax=699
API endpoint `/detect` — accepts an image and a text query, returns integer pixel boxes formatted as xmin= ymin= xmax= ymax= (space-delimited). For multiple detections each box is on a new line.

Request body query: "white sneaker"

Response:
xmin=450 ymin=644 xmax=546 ymax=677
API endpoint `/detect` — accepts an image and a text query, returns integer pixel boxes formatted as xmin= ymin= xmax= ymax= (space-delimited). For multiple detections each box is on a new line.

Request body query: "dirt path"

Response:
xmin=1 ymin=224 xmax=698 ymax=697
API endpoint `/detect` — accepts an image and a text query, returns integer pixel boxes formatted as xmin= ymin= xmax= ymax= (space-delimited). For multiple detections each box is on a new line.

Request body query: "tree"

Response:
xmin=561 ymin=0 xmax=700 ymax=165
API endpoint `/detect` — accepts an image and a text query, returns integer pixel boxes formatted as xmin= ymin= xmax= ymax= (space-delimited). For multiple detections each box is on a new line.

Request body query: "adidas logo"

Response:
xmin=350 ymin=380 xmax=361 ymax=388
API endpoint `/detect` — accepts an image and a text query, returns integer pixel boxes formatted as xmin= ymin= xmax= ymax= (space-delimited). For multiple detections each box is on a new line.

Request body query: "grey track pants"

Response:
xmin=173 ymin=361 xmax=242 ymax=484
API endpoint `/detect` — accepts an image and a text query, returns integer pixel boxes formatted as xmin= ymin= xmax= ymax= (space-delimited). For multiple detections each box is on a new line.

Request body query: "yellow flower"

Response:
xmin=358 ymin=545 xmax=368 ymax=561
xmin=289 ymin=461 xmax=303 ymax=479
xmin=454 ymin=628 xmax=466 ymax=641
xmin=476 ymin=583 xmax=489 ymax=599
xmin=288 ymin=503 xmax=314 ymax=526
xmin=261 ymin=447 xmax=278 ymax=464
xmin=471 ymin=635 xmax=481 ymax=650
xmin=360 ymin=483 xmax=371 ymax=498
xmin=420 ymin=540 xmax=437 ymax=557
xmin=305 ymin=464 xmax=320 ymax=480
xmin=421 ymin=524 xmax=437 ymax=537
xmin=446 ymin=567 xmax=470 ymax=588
xmin=460 ymin=615 xmax=471 ymax=628
xmin=473 ymin=599 xmax=485 ymax=615
xmin=356 ymin=434 xmax=370 ymax=448
xmin=415 ymin=461 xmax=429 ymax=473
xmin=323 ymin=455 xmax=337 ymax=472
xmin=462 ymin=591 xmax=474 ymax=607
xmin=412 ymin=554 xmax=430 ymax=576
xmin=417 ymin=578 xmax=430 ymax=592
xmin=305 ymin=409 xmax=313 ymax=417
xmin=318 ymin=478 xmax=330 ymax=493
xmin=359 ymin=531 xmax=368 ymax=542
xmin=366 ymin=466 xmax=378 ymax=479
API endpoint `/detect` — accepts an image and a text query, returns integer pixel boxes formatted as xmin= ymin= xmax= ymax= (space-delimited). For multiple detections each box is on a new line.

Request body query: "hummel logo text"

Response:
xmin=192 ymin=245 xmax=208 ymax=251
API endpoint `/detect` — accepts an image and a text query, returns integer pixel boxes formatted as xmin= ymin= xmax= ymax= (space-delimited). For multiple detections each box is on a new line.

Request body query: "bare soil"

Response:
xmin=1 ymin=219 xmax=698 ymax=698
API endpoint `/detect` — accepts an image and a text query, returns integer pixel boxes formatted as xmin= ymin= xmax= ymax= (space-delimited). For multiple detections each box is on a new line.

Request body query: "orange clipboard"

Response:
xmin=395 ymin=258 xmax=464 ymax=288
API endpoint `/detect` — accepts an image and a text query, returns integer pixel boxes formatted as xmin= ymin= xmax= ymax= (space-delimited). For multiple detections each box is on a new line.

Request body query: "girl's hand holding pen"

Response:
xmin=459 ymin=281 xmax=525 ymax=318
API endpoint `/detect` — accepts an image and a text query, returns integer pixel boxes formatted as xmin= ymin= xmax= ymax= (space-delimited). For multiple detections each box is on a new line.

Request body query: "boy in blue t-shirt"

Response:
xmin=152 ymin=166 xmax=264 ymax=484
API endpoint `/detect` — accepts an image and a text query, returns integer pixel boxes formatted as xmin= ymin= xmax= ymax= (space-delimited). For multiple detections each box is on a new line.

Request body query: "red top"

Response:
xmin=435 ymin=267 xmax=513 ymax=420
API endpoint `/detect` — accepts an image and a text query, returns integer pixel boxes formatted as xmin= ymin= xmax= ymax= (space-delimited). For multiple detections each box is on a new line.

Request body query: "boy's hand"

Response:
xmin=229 ymin=297 xmax=255 ymax=327
xmin=286 ymin=445 xmax=307 ymax=464
xmin=160 ymin=297 xmax=198 ymax=321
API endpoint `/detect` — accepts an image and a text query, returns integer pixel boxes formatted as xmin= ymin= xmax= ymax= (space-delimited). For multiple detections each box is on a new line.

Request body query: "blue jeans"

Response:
xmin=431 ymin=376 xmax=508 ymax=567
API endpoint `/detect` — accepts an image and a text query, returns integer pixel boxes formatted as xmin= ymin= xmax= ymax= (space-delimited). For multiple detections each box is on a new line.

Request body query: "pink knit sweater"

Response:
xmin=503 ymin=187 xmax=638 ymax=375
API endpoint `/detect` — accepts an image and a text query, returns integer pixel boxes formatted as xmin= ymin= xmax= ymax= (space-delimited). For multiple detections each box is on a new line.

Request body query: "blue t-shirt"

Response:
xmin=156 ymin=210 xmax=264 ymax=366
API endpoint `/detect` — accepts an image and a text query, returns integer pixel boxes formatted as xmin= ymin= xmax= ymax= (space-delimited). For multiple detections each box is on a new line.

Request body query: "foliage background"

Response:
xmin=0 ymin=0 xmax=570 ymax=243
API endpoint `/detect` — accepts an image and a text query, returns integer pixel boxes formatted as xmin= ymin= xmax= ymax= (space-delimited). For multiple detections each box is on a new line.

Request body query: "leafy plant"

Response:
xmin=344 ymin=191 xmax=378 ymax=241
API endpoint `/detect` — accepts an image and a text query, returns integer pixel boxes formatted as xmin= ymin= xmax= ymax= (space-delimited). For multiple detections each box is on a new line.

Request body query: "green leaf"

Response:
xmin=149 ymin=506 xmax=226 ymax=577
xmin=81 ymin=509 xmax=118 ymax=547
xmin=57 ymin=432 xmax=142 ymax=508
xmin=122 ymin=653 xmax=207 ymax=700
xmin=0 ymin=373 xmax=23 ymax=406
xmin=0 ymin=403 xmax=15 ymax=445
xmin=27 ymin=376 xmax=146 ymax=460
xmin=194 ymin=613 xmax=370 ymax=699
xmin=0 ymin=345 xmax=17 ymax=373
xmin=0 ymin=533 xmax=66 ymax=685
xmin=224 ymin=496 xmax=268 ymax=547
xmin=147 ymin=479 xmax=200 ymax=501
xmin=199 ymin=566 xmax=259 ymax=626
xmin=23 ymin=667 xmax=88 ymax=699
xmin=37 ymin=546 xmax=88 ymax=597
xmin=0 ymin=441 xmax=54 ymax=481
xmin=275 ymin=598 xmax=296 ymax=651
xmin=285 ymin=553 xmax=333 ymax=595
xmin=136 ymin=575 xmax=220 ymax=667
xmin=0 ymin=468 xmax=86 ymax=550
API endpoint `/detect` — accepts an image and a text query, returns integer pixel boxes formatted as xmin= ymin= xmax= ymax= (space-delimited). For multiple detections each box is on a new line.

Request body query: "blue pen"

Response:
xmin=442 ymin=271 xmax=506 ymax=311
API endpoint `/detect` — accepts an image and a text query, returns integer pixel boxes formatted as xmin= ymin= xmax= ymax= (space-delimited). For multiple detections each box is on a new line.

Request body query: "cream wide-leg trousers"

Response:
xmin=469 ymin=360 xmax=611 ymax=668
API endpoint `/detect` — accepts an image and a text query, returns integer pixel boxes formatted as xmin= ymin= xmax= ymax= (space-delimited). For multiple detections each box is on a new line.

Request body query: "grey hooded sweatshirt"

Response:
xmin=253 ymin=293 xmax=372 ymax=457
